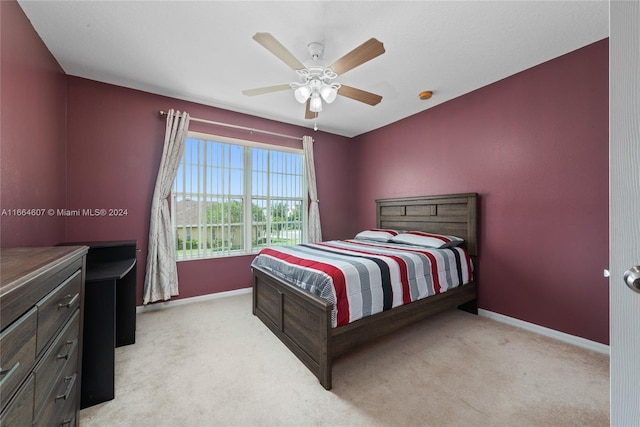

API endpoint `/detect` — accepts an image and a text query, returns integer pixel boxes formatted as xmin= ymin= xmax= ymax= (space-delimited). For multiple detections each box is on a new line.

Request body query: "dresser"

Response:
xmin=0 ymin=246 xmax=87 ymax=426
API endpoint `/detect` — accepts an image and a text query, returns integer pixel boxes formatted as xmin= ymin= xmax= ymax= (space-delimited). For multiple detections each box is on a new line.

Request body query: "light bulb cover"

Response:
xmin=294 ymin=86 xmax=312 ymax=103
xmin=309 ymin=93 xmax=323 ymax=112
xmin=320 ymin=84 xmax=338 ymax=103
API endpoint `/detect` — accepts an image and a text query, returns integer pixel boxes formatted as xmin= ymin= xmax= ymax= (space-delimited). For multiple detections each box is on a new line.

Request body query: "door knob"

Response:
xmin=624 ymin=266 xmax=640 ymax=293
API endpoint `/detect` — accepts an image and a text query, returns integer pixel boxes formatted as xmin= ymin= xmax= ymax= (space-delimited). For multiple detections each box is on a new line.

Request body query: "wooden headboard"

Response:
xmin=376 ymin=193 xmax=478 ymax=257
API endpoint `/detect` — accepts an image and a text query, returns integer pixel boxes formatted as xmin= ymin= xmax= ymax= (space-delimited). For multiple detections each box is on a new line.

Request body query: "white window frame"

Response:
xmin=172 ymin=131 xmax=307 ymax=261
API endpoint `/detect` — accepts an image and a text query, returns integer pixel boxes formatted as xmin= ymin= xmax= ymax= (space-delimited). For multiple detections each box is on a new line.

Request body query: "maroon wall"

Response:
xmin=1 ymin=0 xmax=67 ymax=247
xmin=350 ymin=40 xmax=609 ymax=344
xmin=65 ymin=77 xmax=352 ymax=305
xmin=3 ymin=0 xmax=609 ymax=344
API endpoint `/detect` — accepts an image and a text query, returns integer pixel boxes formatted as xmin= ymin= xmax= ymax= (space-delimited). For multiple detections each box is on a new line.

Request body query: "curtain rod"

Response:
xmin=158 ymin=110 xmax=307 ymax=142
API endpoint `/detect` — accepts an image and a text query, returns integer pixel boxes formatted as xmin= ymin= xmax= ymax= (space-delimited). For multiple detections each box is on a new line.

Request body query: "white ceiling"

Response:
xmin=18 ymin=1 xmax=609 ymax=138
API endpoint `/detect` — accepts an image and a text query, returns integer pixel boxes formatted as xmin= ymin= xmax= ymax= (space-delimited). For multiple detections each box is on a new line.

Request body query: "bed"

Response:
xmin=251 ymin=193 xmax=478 ymax=390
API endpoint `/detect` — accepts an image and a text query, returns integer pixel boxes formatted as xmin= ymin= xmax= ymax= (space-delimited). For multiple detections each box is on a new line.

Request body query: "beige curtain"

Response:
xmin=143 ymin=109 xmax=190 ymax=304
xmin=303 ymin=135 xmax=322 ymax=243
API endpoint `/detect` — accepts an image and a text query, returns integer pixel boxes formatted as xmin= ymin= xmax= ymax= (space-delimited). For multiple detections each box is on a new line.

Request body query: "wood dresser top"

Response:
xmin=1 ymin=246 xmax=88 ymax=297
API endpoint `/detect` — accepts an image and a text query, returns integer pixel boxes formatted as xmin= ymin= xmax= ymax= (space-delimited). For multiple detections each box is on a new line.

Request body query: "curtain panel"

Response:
xmin=143 ymin=110 xmax=190 ymax=304
xmin=303 ymin=135 xmax=322 ymax=243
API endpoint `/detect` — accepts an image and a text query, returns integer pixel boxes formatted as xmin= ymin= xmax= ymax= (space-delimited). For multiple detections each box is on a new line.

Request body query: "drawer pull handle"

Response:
xmin=56 ymin=373 xmax=76 ymax=401
xmin=57 ymin=339 xmax=78 ymax=361
xmin=58 ymin=293 xmax=79 ymax=309
xmin=0 ymin=362 xmax=20 ymax=387
xmin=62 ymin=419 xmax=73 ymax=427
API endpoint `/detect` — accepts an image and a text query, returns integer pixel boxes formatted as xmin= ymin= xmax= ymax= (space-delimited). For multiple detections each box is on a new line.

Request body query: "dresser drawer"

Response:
xmin=34 ymin=310 xmax=79 ymax=411
xmin=59 ymin=381 xmax=78 ymax=427
xmin=34 ymin=356 xmax=78 ymax=427
xmin=0 ymin=306 xmax=37 ymax=409
xmin=36 ymin=270 xmax=82 ymax=354
xmin=0 ymin=373 xmax=35 ymax=426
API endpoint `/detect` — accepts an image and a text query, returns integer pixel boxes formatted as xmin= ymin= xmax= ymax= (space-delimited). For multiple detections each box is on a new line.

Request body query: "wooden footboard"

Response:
xmin=252 ymin=266 xmax=334 ymax=389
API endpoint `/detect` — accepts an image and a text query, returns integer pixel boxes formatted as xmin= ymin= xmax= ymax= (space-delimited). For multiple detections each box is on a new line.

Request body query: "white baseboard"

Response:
xmin=136 ymin=287 xmax=252 ymax=313
xmin=478 ymin=309 xmax=610 ymax=355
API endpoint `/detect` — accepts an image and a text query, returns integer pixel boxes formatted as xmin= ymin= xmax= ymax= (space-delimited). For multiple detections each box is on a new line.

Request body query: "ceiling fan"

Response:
xmin=242 ymin=32 xmax=385 ymax=120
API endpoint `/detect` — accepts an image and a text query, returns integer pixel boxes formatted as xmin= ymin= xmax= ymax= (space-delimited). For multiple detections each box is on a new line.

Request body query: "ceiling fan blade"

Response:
xmin=242 ymin=84 xmax=291 ymax=96
xmin=337 ymin=85 xmax=383 ymax=106
xmin=305 ymin=99 xmax=318 ymax=120
xmin=253 ymin=32 xmax=305 ymax=71
xmin=329 ymin=38 xmax=385 ymax=76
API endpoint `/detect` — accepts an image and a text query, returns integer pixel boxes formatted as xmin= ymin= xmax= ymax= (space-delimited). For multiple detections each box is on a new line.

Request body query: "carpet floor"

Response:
xmin=79 ymin=292 xmax=609 ymax=426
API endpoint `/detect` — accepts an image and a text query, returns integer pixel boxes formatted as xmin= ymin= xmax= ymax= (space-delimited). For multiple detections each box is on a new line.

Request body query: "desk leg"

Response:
xmin=115 ymin=265 xmax=136 ymax=347
xmin=81 ymin=279 xmax=115 ymax=409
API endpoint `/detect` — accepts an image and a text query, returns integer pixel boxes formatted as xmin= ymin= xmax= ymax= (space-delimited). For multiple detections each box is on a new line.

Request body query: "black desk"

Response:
xmin=62 ymin=240 xmax=137 ymax=408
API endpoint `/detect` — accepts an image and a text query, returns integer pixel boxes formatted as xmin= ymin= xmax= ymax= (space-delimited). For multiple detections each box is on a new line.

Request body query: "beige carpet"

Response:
xmin=79 ymin=292 xmax=609 ymax=426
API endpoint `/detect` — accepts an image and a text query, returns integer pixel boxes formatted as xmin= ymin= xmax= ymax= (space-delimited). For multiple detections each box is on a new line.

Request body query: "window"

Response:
xmin=172 ymin=132 xmax=306 ymax=260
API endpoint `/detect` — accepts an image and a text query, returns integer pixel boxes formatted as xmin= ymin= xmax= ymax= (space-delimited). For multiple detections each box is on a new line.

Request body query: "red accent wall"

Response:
xmin=350 ymin=40 xmax=609 ymax=344
xmin=64 ymin=77 xmax=352 ymax=305
xmin=1 ymin=0 xmax=67 ymax=247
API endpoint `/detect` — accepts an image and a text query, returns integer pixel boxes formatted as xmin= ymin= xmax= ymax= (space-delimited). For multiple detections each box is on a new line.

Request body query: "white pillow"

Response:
xmin=354 ymin=229 xmax=400 ymax=242
xmin=391 ymin=231 xmax=464 ymax=248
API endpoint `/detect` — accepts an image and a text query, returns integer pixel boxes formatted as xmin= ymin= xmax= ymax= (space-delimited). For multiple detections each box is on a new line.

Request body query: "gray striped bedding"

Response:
xmin=251 ymin=239 xmax=474 ymax=327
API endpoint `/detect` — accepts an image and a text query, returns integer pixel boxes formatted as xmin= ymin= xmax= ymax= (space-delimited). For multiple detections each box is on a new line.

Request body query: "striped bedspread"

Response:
xmin=251 ymin=239 xmax=474 ymax=327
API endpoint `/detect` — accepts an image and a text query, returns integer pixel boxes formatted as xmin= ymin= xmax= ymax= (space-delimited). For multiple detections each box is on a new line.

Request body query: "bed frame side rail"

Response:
xmin=331 ymin=282 xmax=477 ymax=358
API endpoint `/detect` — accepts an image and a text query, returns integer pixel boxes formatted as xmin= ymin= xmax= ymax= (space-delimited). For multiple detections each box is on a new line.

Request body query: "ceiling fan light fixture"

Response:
xmin=294 ymin=85 xmax=312 ymax=103
xmin=246 ymin=33 xmax=386 ymax=120
xmin=320 ymin=84 xmax=338 ymax=104
xmin=309 ymin=93 xmax=323 ymax=112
